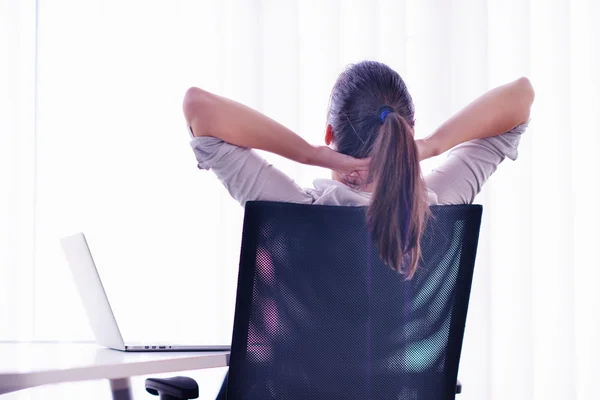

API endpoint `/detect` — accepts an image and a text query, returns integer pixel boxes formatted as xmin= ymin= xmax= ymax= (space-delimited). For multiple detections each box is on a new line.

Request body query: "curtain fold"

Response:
xmin=1 ymin=0 xmax=598 ymax=398
xmin=0 ymin=0 xmax=36 ymax=341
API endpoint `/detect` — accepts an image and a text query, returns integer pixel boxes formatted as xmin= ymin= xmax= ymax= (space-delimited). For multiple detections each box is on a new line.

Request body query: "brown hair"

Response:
xmin=328 ymin=61 xmax=430 ymax=278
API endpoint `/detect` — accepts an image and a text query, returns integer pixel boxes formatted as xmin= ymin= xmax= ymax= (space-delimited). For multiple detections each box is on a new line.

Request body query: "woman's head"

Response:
xmin=326 ymin=61 xmax=430 ymax=279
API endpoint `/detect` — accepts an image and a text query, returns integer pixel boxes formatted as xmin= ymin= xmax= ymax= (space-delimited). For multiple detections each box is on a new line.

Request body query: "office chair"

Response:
xmin=146 ymin=201 xmax=482 ymax=400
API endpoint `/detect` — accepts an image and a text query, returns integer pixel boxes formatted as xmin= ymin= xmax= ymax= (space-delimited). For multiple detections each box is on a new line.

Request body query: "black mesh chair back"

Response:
xmin=226 ymin=201 xmax=482 ymax=400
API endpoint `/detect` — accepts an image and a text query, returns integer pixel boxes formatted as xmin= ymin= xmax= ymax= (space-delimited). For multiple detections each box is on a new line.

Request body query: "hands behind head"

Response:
xmin=313 ymin=138 xmax=433 ymax=188
xmin=312 ymin=145 xmax=370 ymax=187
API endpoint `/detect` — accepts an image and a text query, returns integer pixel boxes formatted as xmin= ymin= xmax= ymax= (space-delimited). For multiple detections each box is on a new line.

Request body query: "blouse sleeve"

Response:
xmin=189 ymin=135 xmax=314 ymax=207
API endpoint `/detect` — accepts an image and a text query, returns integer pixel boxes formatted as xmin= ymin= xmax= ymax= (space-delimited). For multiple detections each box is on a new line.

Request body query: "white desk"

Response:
xmin=0 ymin=343 xmax=230 ymax=400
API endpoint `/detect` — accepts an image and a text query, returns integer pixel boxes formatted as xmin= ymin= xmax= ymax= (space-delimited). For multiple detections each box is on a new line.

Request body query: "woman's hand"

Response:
xmin=311 ymin=145 xmax=370 ymax=179
xmin=313 ymin=142 xmax=434 ymax=186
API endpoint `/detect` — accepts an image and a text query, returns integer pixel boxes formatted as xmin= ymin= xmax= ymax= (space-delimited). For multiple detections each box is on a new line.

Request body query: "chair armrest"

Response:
xmin=145 ymin=376 xmax=199 ymax=400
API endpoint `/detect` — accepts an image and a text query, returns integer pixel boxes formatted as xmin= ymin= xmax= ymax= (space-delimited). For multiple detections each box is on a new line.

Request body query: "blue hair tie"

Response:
xmin=379 ymin=107 xmax=393 ymax=123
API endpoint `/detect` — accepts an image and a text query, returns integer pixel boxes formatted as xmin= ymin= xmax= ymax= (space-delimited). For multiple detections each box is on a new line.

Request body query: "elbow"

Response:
xmin=514 ymin=77 xmax=535 ymax=123
xmin=516 ymin=77 xmax=535 ymax=105
xmin=183 ymin=86 xmax=215 ymax=137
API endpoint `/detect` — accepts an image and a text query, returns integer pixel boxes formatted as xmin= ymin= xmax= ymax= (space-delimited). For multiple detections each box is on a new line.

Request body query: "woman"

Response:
xmin=183 ymin=61 xmax=534 ymax=278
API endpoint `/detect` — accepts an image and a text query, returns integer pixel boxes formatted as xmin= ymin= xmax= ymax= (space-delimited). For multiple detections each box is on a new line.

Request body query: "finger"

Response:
xmin=355 ymin=157 xmax=371 ymax=170
xmin=340 ymin=172 xmax=356 ymax=184
xmin=341 ymin=171 xmax=366 ymax=186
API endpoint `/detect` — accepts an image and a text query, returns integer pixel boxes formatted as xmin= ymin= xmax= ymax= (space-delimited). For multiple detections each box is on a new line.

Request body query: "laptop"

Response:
xmin=60 ymin=232 xmax=231 ymax=352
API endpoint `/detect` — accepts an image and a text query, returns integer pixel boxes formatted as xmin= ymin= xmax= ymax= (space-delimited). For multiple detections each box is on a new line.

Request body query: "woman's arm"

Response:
xmin=418 ymin=77 xmax=535 ymax=160
xmin=183 ymin=87 xmax=369 ymax=175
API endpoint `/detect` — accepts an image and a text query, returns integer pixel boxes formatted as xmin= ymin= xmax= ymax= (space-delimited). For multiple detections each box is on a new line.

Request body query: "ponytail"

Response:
xmin=366 ymin=112 xmax=430 ymax=279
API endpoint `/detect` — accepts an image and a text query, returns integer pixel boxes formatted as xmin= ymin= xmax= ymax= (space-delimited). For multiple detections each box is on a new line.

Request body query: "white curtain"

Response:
xmin=0 ymin=0 xmax=36 ymax=341
xmin=1 ymin=0 xmax=599 ymax=399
